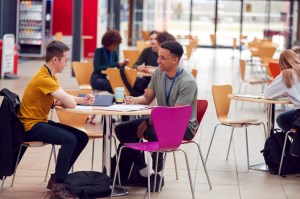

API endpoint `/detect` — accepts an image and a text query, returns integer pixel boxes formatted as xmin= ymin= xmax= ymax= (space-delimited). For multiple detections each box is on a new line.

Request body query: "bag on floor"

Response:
xmin=65 ymin=171 xmax=111 ymax=198
xmin=261 ymin=129 xmax=300 ymax=175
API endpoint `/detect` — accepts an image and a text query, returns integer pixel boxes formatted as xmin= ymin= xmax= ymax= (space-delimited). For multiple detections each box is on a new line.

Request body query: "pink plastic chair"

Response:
xmin=111 ymin=105 xmax=194 ymax=199
xmin=173 ymin=100 xmax=212 ymax=190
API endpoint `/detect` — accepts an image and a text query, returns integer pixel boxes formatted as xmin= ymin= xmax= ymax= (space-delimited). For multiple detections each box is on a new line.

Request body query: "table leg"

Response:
xmin=102 ymin=115 xmax=129 ymax=197
xmin=249 ymin=103 xmax=275 ymax=172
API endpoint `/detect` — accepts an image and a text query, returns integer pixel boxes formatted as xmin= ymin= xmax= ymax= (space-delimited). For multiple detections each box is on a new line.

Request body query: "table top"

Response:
xmin=228 ymin=94 xmax=291 ymax=105
xmin=102 ymin=69 xmax=152 ymax=77
xmin=55 ymin=105 xmax=152 ymax=116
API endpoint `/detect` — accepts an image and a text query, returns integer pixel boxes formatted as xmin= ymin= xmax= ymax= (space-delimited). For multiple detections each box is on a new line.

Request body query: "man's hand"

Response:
xmin=124 ymin=95 xmax=136 ymax=105
xmin=137 ymin=121 xmax=148 ymax=139
xmin=54 ymin=100 xmax=63 ymax=106
xmin=84 ymin=94 xmax=95 ymax=105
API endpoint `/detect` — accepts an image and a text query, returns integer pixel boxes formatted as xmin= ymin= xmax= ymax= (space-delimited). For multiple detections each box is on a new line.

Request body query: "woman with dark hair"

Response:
xmin=91 ymin=29 xmax=129 ymax=93
xmin=265 ymin=49 xmax=300 ymax=156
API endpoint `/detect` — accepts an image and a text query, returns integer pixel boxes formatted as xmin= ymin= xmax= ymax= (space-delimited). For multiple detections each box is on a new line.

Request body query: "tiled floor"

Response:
xmin=1 ymin=48 xmax=300 ymax=199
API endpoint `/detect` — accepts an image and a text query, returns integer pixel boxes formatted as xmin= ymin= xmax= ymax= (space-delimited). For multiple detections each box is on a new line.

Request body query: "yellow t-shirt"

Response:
xmin=18 ymin=65 xmax=60 ymax=132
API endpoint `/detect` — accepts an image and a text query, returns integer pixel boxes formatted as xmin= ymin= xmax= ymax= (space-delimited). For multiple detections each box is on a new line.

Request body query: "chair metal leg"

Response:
xmin=158 ymin=153 xmax=167 ymax=193
xmin=261 ymin=122 xmax=267 ymax=139
xmin=245 ymin=127 xmax=250 ymax=169
xmin=44 ymin=145 xmax=56 ymax=182
xmin=111 ymin=135 xmax=121 ymax=185
xmin=11 ymin=145 xmax=23 ymax=187
xmin=205 ymin=124 xmax=219 ymax=164
xmin=153 ymin=152 xmax=159 ymax=192
xmin=226 ymin=127 xmax=235 ymax=160
xmin=192 ymin=141 xmax=212 ymax=190
xmin=127 ymin=163 xmax=134 ymax=181
xmin=180 ymin=149 xmax=195 ymax=199
xmin=91 ymin=139 xmax=95 ymax=171
xmin=173 ymin=152 xmax=179 ymax=180
xmin=278 ymin=132 xmax=289 ymax=176
xmin=111 ymin=146 xmax=124 ymax=198
xmin=146 ymin=152 xmax=151 ymax=199
xmin=0 ymin=176 xmax=6 ymax=196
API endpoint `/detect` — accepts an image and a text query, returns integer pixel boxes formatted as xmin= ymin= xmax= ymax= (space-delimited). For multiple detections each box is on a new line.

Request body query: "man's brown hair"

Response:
xmin=46 ymin=40 xmax=70 ymax=62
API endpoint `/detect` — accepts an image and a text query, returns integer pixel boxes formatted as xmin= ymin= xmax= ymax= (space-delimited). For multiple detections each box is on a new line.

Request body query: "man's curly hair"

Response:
xmin=101 ymin=29 xmax=122 ymax=47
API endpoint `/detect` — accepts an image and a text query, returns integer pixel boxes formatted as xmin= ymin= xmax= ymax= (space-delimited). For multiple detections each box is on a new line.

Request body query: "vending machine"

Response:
xmin=16 ymin=0 xmax=53 ymax=57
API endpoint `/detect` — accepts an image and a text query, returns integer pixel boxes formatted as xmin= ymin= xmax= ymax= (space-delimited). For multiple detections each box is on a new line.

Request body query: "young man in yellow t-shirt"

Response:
xmin=18 ymin=40 xmax=95 ymax=199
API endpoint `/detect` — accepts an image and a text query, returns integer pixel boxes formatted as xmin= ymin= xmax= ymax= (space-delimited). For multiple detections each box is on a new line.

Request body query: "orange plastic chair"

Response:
xmin=72 ymin=62 xmax=93 ymax=90
xmin=205 ymin=85 xmax=266 ymax=169
xmin=239 ymin=59 xmax=268 ymax=93
xmin=123 ymin=50 xmax=140 ymax=68
xmin=106 ymin=68 xmax=137 ymax=96
xmin=55 ymin=90 xmax=118 ymax=171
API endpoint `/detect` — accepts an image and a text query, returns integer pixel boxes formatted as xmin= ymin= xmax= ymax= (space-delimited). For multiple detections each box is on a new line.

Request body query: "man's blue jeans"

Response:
xmin=25 ymin=121 xmax=88 ymax=182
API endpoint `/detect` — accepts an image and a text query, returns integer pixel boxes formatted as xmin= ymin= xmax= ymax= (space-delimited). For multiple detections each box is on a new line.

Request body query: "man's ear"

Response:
xmin=53 ymin=56 xmax=58 ymax=63
xmin=173 ymin=56 xmax=179 ymax=64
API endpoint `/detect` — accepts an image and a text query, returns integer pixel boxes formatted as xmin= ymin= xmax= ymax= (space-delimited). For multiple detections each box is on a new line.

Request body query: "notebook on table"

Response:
xmin=78 ymin=94 xmax=114 ymax=106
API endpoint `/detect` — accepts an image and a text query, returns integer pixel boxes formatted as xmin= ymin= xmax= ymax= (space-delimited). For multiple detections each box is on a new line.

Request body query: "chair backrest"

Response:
xmin=72 ymin=62 xmax=94 ymax=89
xmin=106 ymin=68 xmax=137 ymax=95
xmin=258 ymin=46 xmax=276 ymax=60
xmin=136 ymin=40 xmax=151 ymax=52
xmin=195 ymin=100 xmax=208 ymax=132
xmin=55 ymin=32 xmax=63 ymax=41
xmin=141 ymin=30 xmax=150 ymax=40
xmin=55 ymin=90 xmax=91 ymax=129
xmin=212 ymin=85 xmax=232 ymax=122
xmin=151 ymin=105 xmax=192 ymax=151
xmin=268 ymin=62 xmax=281 ymax=79
xmin=185 ymin=44 xmax=194 ymax=59
xmin=210 ymin=34 xmax=216 ymax=47
xmin=123 ymin=50 xmax=140 ymax=68
xmin=191 ymin=68 xmax=198 ymax=78
xmin=239 ymin=59 xmax=246 ymax=81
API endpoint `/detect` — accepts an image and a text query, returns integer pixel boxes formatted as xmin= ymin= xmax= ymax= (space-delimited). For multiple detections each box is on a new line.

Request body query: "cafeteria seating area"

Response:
xmin=1 ymin=47 xmax=300 ymax=199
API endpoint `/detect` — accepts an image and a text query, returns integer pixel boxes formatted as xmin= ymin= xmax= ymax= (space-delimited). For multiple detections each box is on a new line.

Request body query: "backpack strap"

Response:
xmin=119 ymin=68 xmax=142 ymax=97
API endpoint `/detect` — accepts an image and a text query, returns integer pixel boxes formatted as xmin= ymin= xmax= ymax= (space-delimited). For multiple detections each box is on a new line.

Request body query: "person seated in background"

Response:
xmin=115 ymin=41 xmax=198 ymax=191
xmin=134 ymin=30 xmax=159 ymax=73
xmin=134 ymin=31 xmax=176 ymax=74
xmin=18 ymin=40 xmax=95 ymax=199
xmin=265 ymin=49 xmax=300 ymax=156
xmin=90 ymin=29 xmax=129 ymax=93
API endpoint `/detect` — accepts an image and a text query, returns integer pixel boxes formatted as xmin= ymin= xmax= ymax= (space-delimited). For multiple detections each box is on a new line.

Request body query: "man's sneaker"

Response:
xmin=149 ymin=174 xmax=164 ymax=192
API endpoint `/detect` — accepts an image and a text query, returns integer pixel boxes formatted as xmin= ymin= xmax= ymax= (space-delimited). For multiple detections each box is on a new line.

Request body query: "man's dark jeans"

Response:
xmin=25 ymin=121 xmax=88 ymax=182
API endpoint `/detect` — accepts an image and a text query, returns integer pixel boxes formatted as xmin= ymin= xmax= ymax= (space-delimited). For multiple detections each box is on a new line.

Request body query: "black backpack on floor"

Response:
xmin=261 ymin=129 xmax=300 ymax=175
xmin=65 ymin=171 xmax=111 ymax=199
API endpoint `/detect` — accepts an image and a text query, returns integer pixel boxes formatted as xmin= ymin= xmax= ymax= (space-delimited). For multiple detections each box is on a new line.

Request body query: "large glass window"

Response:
xmin=129 ymin=0 xmax=298 ymax=48
xmin=217 ymin=0 xmax=241 ymax=46
xmin=191 ymin=0 xmax=215 ymax=46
